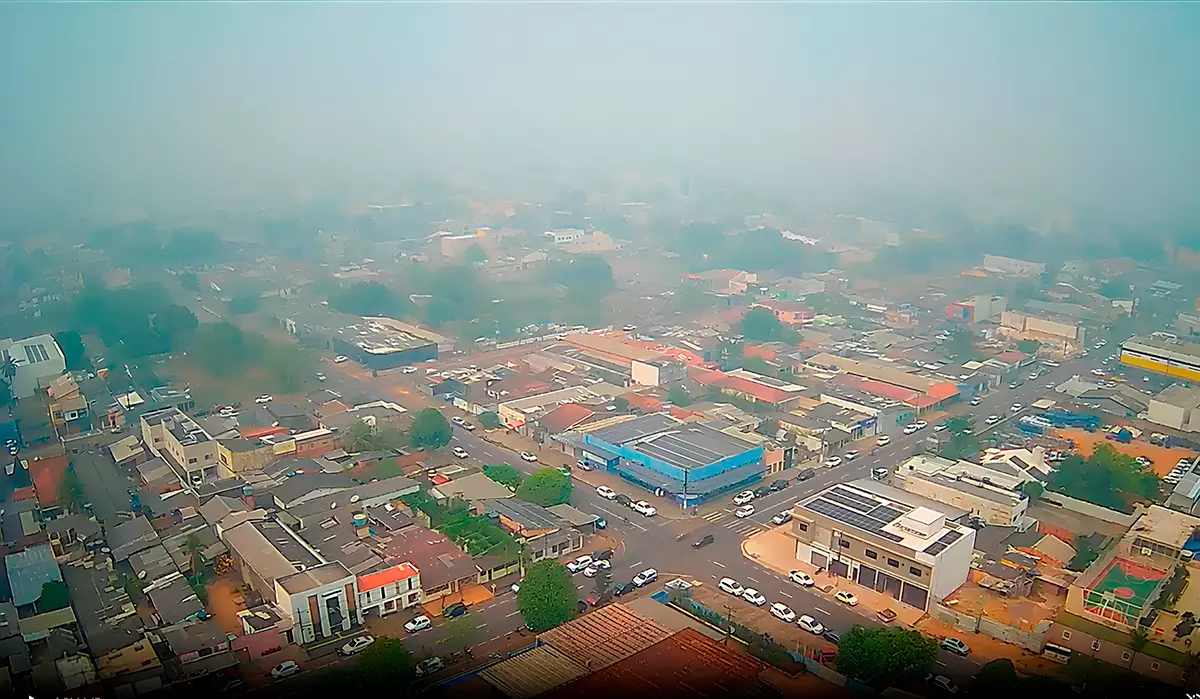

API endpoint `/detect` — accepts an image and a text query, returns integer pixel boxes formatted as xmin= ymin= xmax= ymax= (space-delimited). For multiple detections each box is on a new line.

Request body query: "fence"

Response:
xmin=1038 ymin=491 xmax=1141 ymax=526
xmin=931 ymin=603 xmax=1051 ymax=652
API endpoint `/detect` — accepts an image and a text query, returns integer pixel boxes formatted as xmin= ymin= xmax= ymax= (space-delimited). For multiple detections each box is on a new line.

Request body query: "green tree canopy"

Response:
xmin=479 ymin=411 xmax=501 ymax=429
xmin=741 ymin=355 xmax=777 ymax=377
xmin=972 ymin=658 xmax=1020 ymax=699
xmin=516 ymin=468 xmax=572 ymax=506
xmin=483 ymin=464 xmax=525 ymax=489
xmin=740 ymin=307 xmax=783 ymax=342
xmin=53 ymin=330 xmax=88 ymax=370
xmin=943 ymin=328 xmax=978 ymax=360
xmin=1016 ymin=339 xmax=1040 ymax=355
xmin=59 ymin=469 xmax=85 ymax=510
xmin=153 ymin=305 xmax=199 ymax=340
xmin=466 ymin=244 xmax=488 ymax=264
xmin=1047 ymin=443 xmax=1158 ymax=512
xmin=612 ymin=396 xmax=630 ymax=412
xmin=353 ymin=636 xmax=414 ymax=690
xmin=410 ymin=408 xmax=453 ymax=450
xmin=517 ymin=560 xmax=578 ymax=632
xmin=835 ymin=625 xmax=938 ymax=685
xmin=667 ymin=385 xmax=693 ymax=407
xmin=331 ymin=281 xmax=401 ymax=317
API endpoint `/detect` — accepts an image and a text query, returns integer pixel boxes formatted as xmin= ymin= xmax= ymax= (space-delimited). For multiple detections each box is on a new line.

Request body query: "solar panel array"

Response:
xmin=924 ymin=529 xmax=964 ymax=556
xmin=804 ymin=497 xmax=905 ymax=543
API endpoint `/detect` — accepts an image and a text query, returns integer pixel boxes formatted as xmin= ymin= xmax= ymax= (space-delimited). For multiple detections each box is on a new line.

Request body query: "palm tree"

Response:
xmin=182 ymin=533 xmax=205 ymax=577
xmin=0 ymin=352 xmax=17 ymax=406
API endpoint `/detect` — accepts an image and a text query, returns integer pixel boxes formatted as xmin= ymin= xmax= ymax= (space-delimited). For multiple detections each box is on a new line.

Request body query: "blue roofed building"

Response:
xmin=583 ymin=414 xmax=765 ymax=506
xmin=5 ymin=544 xmax=64 ymax=609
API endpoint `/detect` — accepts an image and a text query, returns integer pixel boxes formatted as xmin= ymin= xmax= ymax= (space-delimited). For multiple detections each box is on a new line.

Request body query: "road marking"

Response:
xmin=505 ymin=611 xmax=520 ymax=618
xmin=746 ymin=576 xmax=760 ymax=584
xmin=813 ymin=607 xmax=831 ymax=615
xmin=936 ymin=661 xmax=947 ymax=667
xmin=475 ymin=623 xmax=487 ymax=629
xmin=629 ymin=561 xmax=643 ymax=569
xmin=712 ymin=560 xmax=727 ymax=568
xmin=778 ymin=591 xmax=793 ymax=599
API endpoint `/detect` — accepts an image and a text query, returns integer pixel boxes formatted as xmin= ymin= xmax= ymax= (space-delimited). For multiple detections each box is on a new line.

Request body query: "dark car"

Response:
xmin=615 ymin=493 xmax=634 ymax=508
xmin=769 ymin=479 xmax=790 ymax=492
xmin=753 ymin=486 xmax=769 ymax=497
xmin=593 ymin=549 xmax=614 ymax=561
xmin=822 ymin=630 xmax=841 ymax=645
xmin=692 ymin=534 xmax=715 ymax=549
xmin=443 ymin=603 xmax=468 ymax=618
xmin=796 ymin=468 xmax=817 ymax=482
xmin=613 ymin=583 xmax=631 ymax=597
xmin=577 ymin=600 xmax=588 ymax=614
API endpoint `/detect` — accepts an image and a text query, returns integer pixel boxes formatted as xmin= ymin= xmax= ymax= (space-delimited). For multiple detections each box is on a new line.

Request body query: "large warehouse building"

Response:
xmin=1121 ymin=335 xmax=1200 ymax=382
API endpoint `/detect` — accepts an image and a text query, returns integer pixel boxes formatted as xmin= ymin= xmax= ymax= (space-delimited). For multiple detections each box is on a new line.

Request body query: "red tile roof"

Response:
xmin=624 ymin=393 xmax=663 ymax=411
xmin=31 ymin=454 xmax=68 ymax=506
xmin=358 ymin=562 xmax=419 ymax=592
xmin=856 ymin=379 xmax=920 ymax=403
xmin=997 ymin=351 xmax=1028 ymax=363
xmin=11 ymin=486 xmax=36 ymax=502
xmin=718 ymin=375 xmax=796 ymax=405
xmin=539 ymin=403 xmax=594 ymax=434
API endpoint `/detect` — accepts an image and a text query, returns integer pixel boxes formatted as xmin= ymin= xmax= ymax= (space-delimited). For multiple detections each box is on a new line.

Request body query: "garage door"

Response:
xmin=811 ymin=551 xmax=828 ymax=569
xmin=901 ymin=582 xmax=929 ymax=610
xmin=857 ymin=565 xmax=878 ymax=589
xmin=829 ymin=559 xmax=849 ymax=578
xmin=876 ymin=571 xmax=902 ymax=600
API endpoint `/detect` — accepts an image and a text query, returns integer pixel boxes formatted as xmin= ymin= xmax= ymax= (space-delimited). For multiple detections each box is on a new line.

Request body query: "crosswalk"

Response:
xmin=702 ymin=510 xmax=767 ymax=536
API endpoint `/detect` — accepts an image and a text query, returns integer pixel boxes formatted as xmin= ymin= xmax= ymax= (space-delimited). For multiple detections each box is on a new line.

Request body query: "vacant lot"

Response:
xmin=161 ymin=355 xmax=310 ymax=409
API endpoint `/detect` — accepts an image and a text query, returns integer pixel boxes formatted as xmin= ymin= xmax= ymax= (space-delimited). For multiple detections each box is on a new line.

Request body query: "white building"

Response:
xmin=1 ymin=334 xmax=66 ymax=398
xmin=893 ymin=455 xmax=1031 ymax=527
xmin=982 ymin=255 xmax=1047 ymax=278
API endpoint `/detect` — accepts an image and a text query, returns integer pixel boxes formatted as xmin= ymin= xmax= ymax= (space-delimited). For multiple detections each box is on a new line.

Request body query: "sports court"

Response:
xmin=1083 ymin=557 xmax=1167 ymax=625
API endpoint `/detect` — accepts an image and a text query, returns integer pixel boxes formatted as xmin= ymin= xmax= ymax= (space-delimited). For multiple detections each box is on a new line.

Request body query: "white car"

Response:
xmin=734 ymin=505 xmax=755 ymax=518
xmin=914 ymin=420 xmax=928 ymax=430
xmin=789 ymin=570 xmax=815 ymax=587
xmin=451 ymin=416 xmax=467 ymax=426
xmin=632 ymin=568 xmax=658 ymax=587
xmin=742 ymin=588 xmax=766 ymax=606
xmin=718 ymin=578 xmax=745 ymax=596
xmin=770 ymin=603 xmax=797 ymax=623
xmin=270 ymin=661 xmax=300 ymax=679
xmin=985 ymin=415 xmax=1001 ymax=425
xmin=337 ymin=635 xmax=375 ymax=656
xmin=415 ymin=657 xmax=445 ymax=678
xmin=315 ymin=373 xmax=326 ymax=382
xmin=401 ymin=366 xmax=418 ymax=374
xmin=903 ymin=424 xmax=919 ymax=435
xmin=876 ymin=435 xmax=891 ymax=446
xmin=842 ymin=450 xmax=859 ymax=461
xmin=452 ymin=446 xmax=469 ymax=459
xmin=1010 ymin=403 xmax=1023 ymax=412
xmin=520 ymin=452 xmax=538 ymax=462
xmin=583 ymin=560 xmax=612 ymax=577
xmin=254 ymin=395 xmax=273 ymax=404
xmin=404 ymin=615 xmax=432 ymax=633
xmin=333 ymin=355 xmax=349 ymax=363
xmin=798 ymin=615 xmax=825 ymax=635
xmin=596 ymin=485 xmax=617 ymax=500
xmin=566 ymin=555 xmax=594 ymax=573
xmin=732 ymin=490 xmax=755 ymax=506
xmin=933 ymin=424 xmax=947 ymax=432
xmin=823 ymin=457 xmax=843 ymax=468
xmin=633 ymin=501 xmax=657 ymax=517
xmin=461 ymin=422 xmax=476 ymax=431
xmin=1043 ymin=360 xmax=1060 ymax=367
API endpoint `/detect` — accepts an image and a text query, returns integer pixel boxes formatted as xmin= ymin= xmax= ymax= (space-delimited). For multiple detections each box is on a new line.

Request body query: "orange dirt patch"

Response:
xmin=1056 ymin=428 xmax=1196 ymax=477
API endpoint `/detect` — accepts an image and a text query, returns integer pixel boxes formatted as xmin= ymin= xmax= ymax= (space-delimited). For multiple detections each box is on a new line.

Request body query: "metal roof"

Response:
xmin=5 ymin=544 xmax=63 ymax=607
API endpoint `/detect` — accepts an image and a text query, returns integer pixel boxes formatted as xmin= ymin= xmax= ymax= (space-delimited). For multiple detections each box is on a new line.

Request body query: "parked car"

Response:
xmin=842 ymin=450 xmax=859 ymax=461
xmin=876 ymin=435 xmax=891 ymax=446
xmin=557 ymin=466 xmax=571 ymax=477
xmin=254 ymin=395 xmax=273 ymax=404
xmin=742 ymin=588 xmax=766 ymax=606
xmin=520 ymin=452 xmax=538 ymax=462
xmin=451 ymin=416 xmax=467 ymax=426
xmin=583 ymin=560 xmax=612 ymax=577
xmin=566 ymin=555 xmax=594 ymax=573
xmin=933 ymin=423 xmax=947 ymax=432
xmin=969 ymin=397 xmax=982 ymax=406
xmin=823 ymin=456 xmax=842 ymax=467
xmin=732 ymin=490 xmax=755 ymax=506
xmin=315 ymin=373 xmax=327 ymax=382
xmin=333 ymin=355 xmax=348 ymax=363
xmin=834 ymin=591 xmax=859 ymax=606
xmin=403 ymin=615 xmax=433 ymax=634
xmin=796 ymin=468 xmax=817 ymax=481
xmin=692 ymin=534 xmax=715 ymax=549
xmin=734 ymin=505 xmax=755 ymax=518
xmin=1010 ymin=403 xmax=1023 ymax=412
xmin=615 ymin=493 xmax=634 ymax=508
xmin=337 ymin=636 xmax=375 ymax=656
xmin=718 ymin=578 xmax=745 ymax=596
xmin=596 ymin=485 xmax=617 ymax=500
xmin=613 ymin=583 xmax=631 ymax=597
xmin=593 ymin=549 xmax=614 ymax=561
xmin=940 ymin=638 xmax=971 ymax=656
xmin=798 ymin=615 xmax=825 ymax=635
xmin=769 ymin=479 xmax=790 ymax=492
xmin=903 ymin=424 xmax=919 ymax=435
xmin=270 ymin=661 xmax=300 ymax=680
xmin=871 ymin=467 xmax=889 ymax=481
xmin=771 ymin=511 xmax=792 ymax=525
xmin=443 ymin=602 xmax=468 ymax=618
xmin=632 ymin=501 xmax=657 ymax=517
xmin=914 ymin=420 xmax=928 ymax=429
xmin=415 ymin=657 xmax=445 ymax=678
xmin=823 ymin=630 xmax=842 ymax=644
xmin=927 ymin=674 xmax=959 ymax=694
xmin=452 ymin=446 xmax=469 ymax=458
xmin=985 ymin=415 xmax=1001 ymax=425
xmin=770 ymin=603 xmax=796 ymax=623
xmin=789 ymin=570 xmax=815 ymax=587
xmin=632 ymin=568 xmax=658 ymax=587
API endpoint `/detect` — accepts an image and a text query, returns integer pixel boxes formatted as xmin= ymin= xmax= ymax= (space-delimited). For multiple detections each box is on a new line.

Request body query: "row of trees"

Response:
xmin=71 ymin=283 xmax=200 ymax=363
xmin=482 ymin=465 xmax=573 ymax=506
xmin=186 ymin=322 xmax=314 ymax=393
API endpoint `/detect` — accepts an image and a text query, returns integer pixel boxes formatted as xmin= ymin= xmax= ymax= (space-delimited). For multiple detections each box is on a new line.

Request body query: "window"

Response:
xmin=188 ymin=457 xmax=198 ymax=464
xmin=887 ymin=558 xmax=899 ymax=568
xmin=909 ymin=566 xmax=922 ymax=577
xmin=839 ymin=540 xmax=850 ymax=549
xmin=865 ymin=549 xmax=877 ymax=559
xmin=1061 ymin=630 xmax=1072 ymax=641
xmin=205 ymin=453 xmax=212 ymax=460
xmin=1091 ymin=639 xmax=1101 ymax=651
xmin=797 ymin=523 xmax=809 ymax=532
xmin=1121 ymin=651 xmax=1132 ymax=662
xmin=1150 ymin=662 xmax=1161 ymax=671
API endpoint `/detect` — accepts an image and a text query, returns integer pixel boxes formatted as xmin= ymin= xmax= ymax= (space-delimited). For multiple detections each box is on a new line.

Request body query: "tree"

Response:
xmin=410 ymin=408 xmax=452 ymax=450
xmin=972 ymin=658 xmax=1020 ymax=698
xmin=483 ymin=464 xmax=524 ymax=489
xmin=182 ymin=533 xmax=205 ymax=576
xmin=0 ymin=381 xmax=10 ymax=407
xmin=1129 ymin=628 xmax=1149 ymax=651
xmin=943 ymin=328 xmax=978 ymax=360
xmin=742 ymin=355 xmax=777 ymax=377
xmin=1016 ymin=339 xmax=1040 ymax=355
xmin=667 ymin=385 xmax=693 ymax=407
xmin=59 ymin=469 xmax=85 ymax=510
xmin=37 ymin=581 xmax=71 ymax=612
xmin=516 ymin=468 xmax=572 ymax=507
xmin=53 ymin=330 xmax=88 ymax=370
xmin=332 ymin=281 xmax=401 ymax=317
xmin=354 ymin=636 xmax=414 ymax=690
xmin=740 ymin=307 xmax=783 ymax=342
xmin=517 ymin=560 xmax=577 ymax=632
xmin=465 ymin=244 xmax=488 ymax=264
xmin=835 ymin=625 xmax=938 ymax=685
xmin=1069 ymin=536 xmax=1100 ymax=571
xmin=479 ymin=411 xmax=501 ymax=429
xmin=612 ymin=396 xmax=630 ymax=412
xmin=1047 ymin=443 xmax=1159 ymax=512
xmin=1020 ymin=480 xmax=1044 ymax=499
xmin=227 ymin=294 xmax=260 ymax=315
xmin=153 ymin=305 xmax=199 ymax=340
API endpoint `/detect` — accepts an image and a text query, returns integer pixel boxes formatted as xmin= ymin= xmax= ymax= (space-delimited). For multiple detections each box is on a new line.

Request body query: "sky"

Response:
xmin=2 ymin=2 xmax=1198 ymax=225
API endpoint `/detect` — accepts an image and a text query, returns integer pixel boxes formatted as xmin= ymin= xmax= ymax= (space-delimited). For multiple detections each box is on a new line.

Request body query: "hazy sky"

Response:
xmin=2 ymin=2 xmax=1198 ymax=225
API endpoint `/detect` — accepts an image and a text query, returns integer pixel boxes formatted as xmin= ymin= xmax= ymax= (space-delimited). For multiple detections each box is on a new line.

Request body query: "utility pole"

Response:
xmin=723 ymin=604 xmax=735 ymax=646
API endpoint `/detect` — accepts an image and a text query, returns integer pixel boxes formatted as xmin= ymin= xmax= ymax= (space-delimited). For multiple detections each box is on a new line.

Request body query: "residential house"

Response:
xmin=140 ymin=408 xmax=219 ymax=487
xmin=684 ymin=269 xmax=758 ymax=296
xmin=749 ymin=298 xmax=815 ymax=325
xmin=484 ymin=499 xmax=584 ymax=563
xmin=428 ymin=472 xmax=514 ymax=515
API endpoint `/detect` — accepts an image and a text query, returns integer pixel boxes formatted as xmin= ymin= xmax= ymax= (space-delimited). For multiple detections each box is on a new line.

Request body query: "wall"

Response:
xmin=931 ymin=603 xmax=1050 ymax=652
xmin=1047 ymin=621 xmax=1190 ymax=687
xmin=630 ymin=360 xmax=660 ymax=387
xmin=1038 ymin=492 xmax=1140 ymax=526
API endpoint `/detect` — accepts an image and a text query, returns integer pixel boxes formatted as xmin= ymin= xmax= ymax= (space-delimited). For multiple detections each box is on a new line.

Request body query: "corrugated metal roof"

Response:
xmin=538 ymin=603 xmax=673 ymax=670
xmin=476 ymin=645 xmax=587 ymax=699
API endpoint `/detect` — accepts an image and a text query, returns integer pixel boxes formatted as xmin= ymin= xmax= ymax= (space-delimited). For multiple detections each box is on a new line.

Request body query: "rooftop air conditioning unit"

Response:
xmin=1141 ymin=548 xmax=1153 ymax=556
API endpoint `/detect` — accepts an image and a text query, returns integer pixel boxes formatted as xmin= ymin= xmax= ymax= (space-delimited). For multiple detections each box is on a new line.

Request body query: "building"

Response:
xmin=893 ymin=456 xmax=1030 ymax=528
xmin=0 ymin=334 xmax=65 ymax=398
xmin=749 ymin=298 xmax=816 ymax=325
xmin=1147 ymin=385 xmax=1200 ymax=432
xmin=803 ymin=353 xmax=959 ymax=415
xmin=497 ymin=383 xmax=626 ymax=432
xmin=684 ymin=269 xmax=758 ymax=296
xmin=708 ymin=368 xmax=810 ymax=411
xmin=789 ymin=480 xmax=976 ymax=611
xmin=1050 ymin=506 xmax=1200 ymax=688
xmin=484 ymin=499 xmax=584 ymax=562
xmin=999 ymin=311 xmax=1085 ymax=354
xmin=216 ymin=438 xmax=277 ymax=474
xmin=1122 ymin=335 xmax=1200 ymax=382
xmin=140 ymin=407 xmax=219 ymax=487
xmin=356 ymin=562 xmax=421 ymax=618
xmin=946 ymin=295 xmax=1007 ymax=324
xmin=46 ymin=373 xmax=90 ymax=434
xmin=583 ymin=413 xmax=765 ymax=505
xmin=331 ymin=319 xmax=437 ymax=371
xmin=982 ymin=255 xmax=1046 ymax=278
xmin=630 ymin=358 xmax=688 ymax=387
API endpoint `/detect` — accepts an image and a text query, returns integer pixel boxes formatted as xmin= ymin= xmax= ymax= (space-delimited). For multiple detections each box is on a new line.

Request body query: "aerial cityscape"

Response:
xmin=2 ymin=3 xmax=1200 ymax=699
